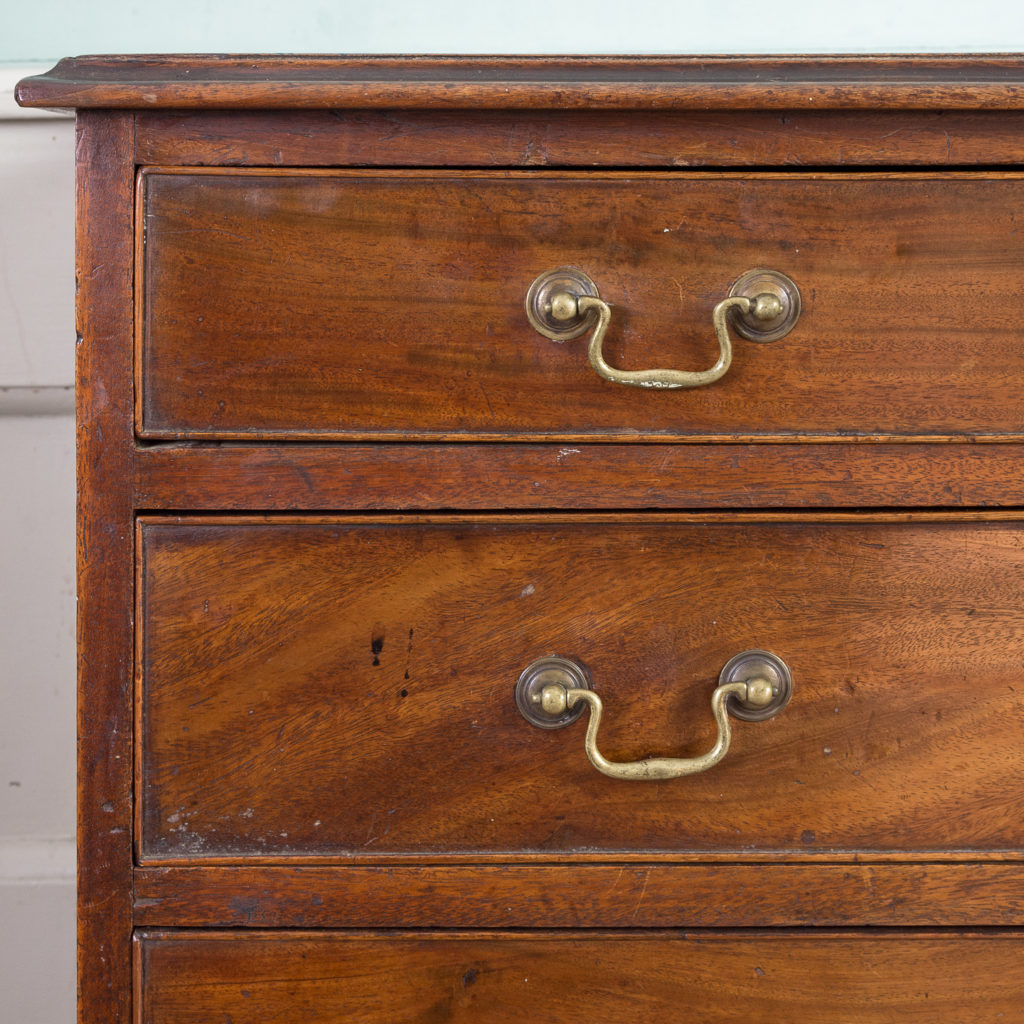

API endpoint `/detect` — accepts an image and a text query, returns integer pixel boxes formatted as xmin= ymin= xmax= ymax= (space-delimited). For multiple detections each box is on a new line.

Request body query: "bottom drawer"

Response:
xmin=137 ymin=930 xmax=1022 ymax=1022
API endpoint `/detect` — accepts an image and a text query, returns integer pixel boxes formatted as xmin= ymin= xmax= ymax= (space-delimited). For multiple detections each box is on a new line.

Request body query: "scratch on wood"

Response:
xmin=632 ymin=869 xmax=651 ymax=921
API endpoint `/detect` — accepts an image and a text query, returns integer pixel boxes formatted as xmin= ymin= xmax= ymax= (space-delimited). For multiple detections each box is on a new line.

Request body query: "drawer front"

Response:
xmin=139 ymin=170 xmax=1024 ymax=441
xmin=137 ymin=930 xmax=1024 ymax=1023
xmin=138 ymin=515 xmax=1024 ymax=861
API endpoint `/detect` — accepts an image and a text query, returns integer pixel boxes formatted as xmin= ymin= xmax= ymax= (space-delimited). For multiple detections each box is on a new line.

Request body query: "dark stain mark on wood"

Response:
xmin=403 ymin=627 xmax=414 ymax=680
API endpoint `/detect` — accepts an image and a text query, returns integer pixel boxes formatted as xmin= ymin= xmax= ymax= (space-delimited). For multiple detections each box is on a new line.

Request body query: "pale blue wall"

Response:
xmin=6 ymin=0 xmax=1024 ymax=64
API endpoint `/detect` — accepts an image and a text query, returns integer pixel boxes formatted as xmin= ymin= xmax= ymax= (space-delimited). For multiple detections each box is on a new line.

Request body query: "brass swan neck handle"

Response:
xmin=515 ymin=651 xmax=792 ymax=781
xmin=526 ymin=267 xmax=800 ymax=389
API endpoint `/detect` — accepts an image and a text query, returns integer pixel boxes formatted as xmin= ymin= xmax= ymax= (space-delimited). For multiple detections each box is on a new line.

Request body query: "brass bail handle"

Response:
xmin=525 ymin=267 xmax=801 ymax=389
xmin=514 ymin=650 xmax=792 ymax=781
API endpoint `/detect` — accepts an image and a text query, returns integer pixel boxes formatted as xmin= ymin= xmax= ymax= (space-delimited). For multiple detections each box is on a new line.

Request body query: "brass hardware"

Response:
xmin=524 ymin=267 xmax=601 ymax=342
xmin=718 ymin=648 xmax=793 ymax=722
xmin=515 ymin=656 xmax=592 ymax=729
xmin=727 ymin=268 xmax=802 ymax=343
xmin=525 ymin=266 xmax=800 ymax=389
xmin=514 ymin=650 xmax=792 ymax=780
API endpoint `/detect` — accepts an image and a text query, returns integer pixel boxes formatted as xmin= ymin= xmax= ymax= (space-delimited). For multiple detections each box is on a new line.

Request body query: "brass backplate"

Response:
xmin=727 ymin=269 xmax=801 ymax=343
xmin=525 ymin=267 xmax=600 ymax=342
xmin=719 ymin=649 xmax=793 ymax=721
xmin=515 ymin=656 xmax=592 ymax=729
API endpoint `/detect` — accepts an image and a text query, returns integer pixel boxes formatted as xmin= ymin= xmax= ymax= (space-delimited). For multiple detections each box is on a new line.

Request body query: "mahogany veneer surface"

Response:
xmin=139 ymin=170 xmax=1024 ymax=439
xmin=139 ymin=515 xmax=1024 ymax=860
xmin=138 ymin=931 xmax=1024 ymax=1024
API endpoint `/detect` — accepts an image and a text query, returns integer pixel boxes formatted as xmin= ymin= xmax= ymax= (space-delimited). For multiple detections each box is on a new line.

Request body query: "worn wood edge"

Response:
xmin=17 ymin=54 xmax=1024 ymax=110
xmin=133 ymin=850 xmax=1024 ymax=868
xmin=133 ymin=523 xmax=145 ymax=869
xmin=137 ymin=166 xmax=1024 ymax=181
xmin=136 ymin=430 xmax=1024 ymax=442
xmin=134 ymin=510 xmax=1024 ymax=528
xmin=133 ymin=443 xmax=1024 ymax=511
xmin=132 ymin=926 xmax=1024 ymax=938
xmin=133 ymin=171 xmax=146 ymax=451
xmin=76 ymin=110 xmax=136 ymax=1024
xmin=131 ymin=935 xmax=143 ymax=1024
xmin=132 ymin=864 xmax=1024 ymax=928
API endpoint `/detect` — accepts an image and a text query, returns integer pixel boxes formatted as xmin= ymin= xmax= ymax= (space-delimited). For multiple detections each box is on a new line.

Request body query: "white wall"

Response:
xmin=0 ymin=71 xmax=76 ymax=1023
xmin=6 ymin=0 xmax=1024 ymax=60
xmin=5 ymin=5 xmax=1024 ymax=1020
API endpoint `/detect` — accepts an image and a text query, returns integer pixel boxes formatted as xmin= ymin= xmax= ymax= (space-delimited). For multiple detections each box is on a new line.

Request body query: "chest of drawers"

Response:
xmin=16 ymin=54 xmax=1024 ymax=1022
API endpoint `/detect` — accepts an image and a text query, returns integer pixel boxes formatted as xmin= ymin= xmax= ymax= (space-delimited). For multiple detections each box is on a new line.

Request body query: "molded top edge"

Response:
xmin=16 ymin=53 xmax=1024 ymax=110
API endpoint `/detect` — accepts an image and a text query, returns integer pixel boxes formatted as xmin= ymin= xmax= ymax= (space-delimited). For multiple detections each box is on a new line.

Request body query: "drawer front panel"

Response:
xmin=138 ymin=516 xmax=1024 ymax=861
xmin=138 ymin=930 xmax=1024 ymax=1023
xmin=139 ymin=170 xmax=1024 ymax=440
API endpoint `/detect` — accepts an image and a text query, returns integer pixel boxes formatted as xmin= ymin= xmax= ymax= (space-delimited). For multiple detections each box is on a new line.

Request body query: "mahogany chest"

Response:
xmin=16 ymin=55 xmax=1024 ymax=1022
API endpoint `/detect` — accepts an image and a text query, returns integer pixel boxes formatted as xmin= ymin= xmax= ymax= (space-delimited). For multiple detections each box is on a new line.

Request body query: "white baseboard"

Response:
xmin=0 ymin=386 xmax=74 ymax=415
xmin=0 ymin=878 xmax=76 ymax=1023
xmin=0 ymin=837 xmax=75 ymax=884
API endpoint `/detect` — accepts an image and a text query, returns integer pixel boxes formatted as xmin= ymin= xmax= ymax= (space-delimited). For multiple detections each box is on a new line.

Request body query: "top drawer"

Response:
xmin=138 ymin=170 xmax=1024 ymax=441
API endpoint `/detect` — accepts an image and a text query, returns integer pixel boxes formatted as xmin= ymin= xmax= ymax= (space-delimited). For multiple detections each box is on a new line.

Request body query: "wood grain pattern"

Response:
xmin=132 ymin=109 xmax=1024 ymax=169
xmin=138 ymin=515 xmax=1024 ymax=860
xmin=138 ymin=170 xmax=1024 ymax=440
xmin=133 ymin=442 xmax=1024 ymax=511
xmin=133 ymin=863 xmax=1024 ymax=928
xmin=18 ymin=54 xmax=1024 ymax=110
xmin=136 ymin=930 xmax=1024 ymax=1023
xmin=76 ymin=111 xmax=136 ymax=1024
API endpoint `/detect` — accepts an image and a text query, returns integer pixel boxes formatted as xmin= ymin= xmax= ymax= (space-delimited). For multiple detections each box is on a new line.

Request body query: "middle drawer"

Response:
xmin=137 ymin=514 xmax=1024 ymax=862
